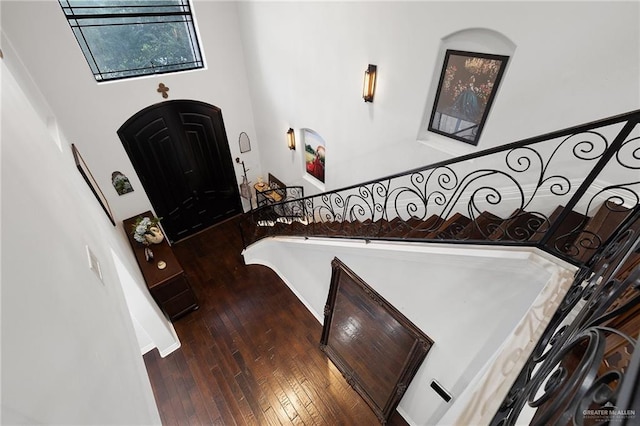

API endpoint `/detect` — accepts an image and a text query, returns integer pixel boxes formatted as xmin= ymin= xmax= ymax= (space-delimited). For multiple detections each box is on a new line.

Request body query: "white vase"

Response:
xmin=145 ymin=226 xmax=164 ymax=244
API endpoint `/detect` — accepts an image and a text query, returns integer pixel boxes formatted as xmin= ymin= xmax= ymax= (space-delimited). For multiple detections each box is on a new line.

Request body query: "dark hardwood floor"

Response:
xmin=143 ymin=216 xmax=409 ymax=425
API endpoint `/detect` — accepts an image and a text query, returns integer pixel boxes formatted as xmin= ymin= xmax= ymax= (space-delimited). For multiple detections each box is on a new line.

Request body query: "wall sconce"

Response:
xmin=363 ymin=64 xmax=377 ymax=102
xmin=287 ymin=128 xmax=296 ymax=150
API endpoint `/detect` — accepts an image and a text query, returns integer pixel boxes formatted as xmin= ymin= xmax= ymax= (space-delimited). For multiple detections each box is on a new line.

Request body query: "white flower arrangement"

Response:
xmin=131 ymin=216 xmax=161 ymax=245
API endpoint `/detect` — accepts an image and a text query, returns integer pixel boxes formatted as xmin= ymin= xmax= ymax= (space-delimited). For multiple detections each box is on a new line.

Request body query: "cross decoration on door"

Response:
xmin=157 ymin=83 xmax=170 ymax=99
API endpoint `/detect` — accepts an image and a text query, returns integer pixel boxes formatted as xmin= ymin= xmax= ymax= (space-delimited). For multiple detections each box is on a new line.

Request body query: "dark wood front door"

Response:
xmin=118 ymin=100 xmax=242 ymax=243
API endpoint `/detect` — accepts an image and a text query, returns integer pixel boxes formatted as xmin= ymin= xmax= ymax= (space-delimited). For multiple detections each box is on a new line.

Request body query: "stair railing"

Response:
xmin=239 ymin=109 xmax=640 ymax=266
xmin=489 ymin=204 xmax=640 ymax=425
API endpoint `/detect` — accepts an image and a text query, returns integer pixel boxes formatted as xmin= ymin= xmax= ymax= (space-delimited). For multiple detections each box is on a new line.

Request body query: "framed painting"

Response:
xmin=320 ymin=258 xmax=434 ymax=423
xmin=303 ymin=129 xmax=325 ymax=184
xmin=428 ymin=50 xmax=509 ymax=146
xmin=72 ymin=144 xmax=116 ymax=226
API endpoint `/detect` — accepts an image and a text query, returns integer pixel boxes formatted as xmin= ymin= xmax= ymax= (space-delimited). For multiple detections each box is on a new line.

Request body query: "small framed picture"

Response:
xmin=111 ymin=171 xmax=134 ymax=195
xmin=303 ymin=129 xmax=325 ymax=184
xmin=428 ymin=50 xmax=509 ymax=146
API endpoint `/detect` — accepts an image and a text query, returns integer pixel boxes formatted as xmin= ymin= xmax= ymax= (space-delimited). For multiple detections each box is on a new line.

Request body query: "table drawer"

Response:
xmin=162 ymin=290 xmax=198 ymax=320
xmin=151 ymin=275 xmax=190 ymax=301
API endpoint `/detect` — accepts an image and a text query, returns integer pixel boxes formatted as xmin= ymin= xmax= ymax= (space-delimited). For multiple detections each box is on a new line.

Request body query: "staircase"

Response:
xmin=241 ymin=110 xmax=640 ymax=267
xmin=239 ymin=110 xmax=640 ymax=424
xmin=250 ymin=200 xmax=633 ymax=265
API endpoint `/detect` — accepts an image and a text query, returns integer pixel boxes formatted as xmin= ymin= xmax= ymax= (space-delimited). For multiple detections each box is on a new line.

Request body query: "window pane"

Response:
xmin=78 ymin=21 xmax=201 ymax=80
xmin=59 ymin=0 xmax=203 ymax=82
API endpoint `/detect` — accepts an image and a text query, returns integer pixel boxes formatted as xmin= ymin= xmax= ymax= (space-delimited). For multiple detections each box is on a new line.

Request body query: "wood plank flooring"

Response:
xmin=143 ymin=216 xmax=409 ymax=425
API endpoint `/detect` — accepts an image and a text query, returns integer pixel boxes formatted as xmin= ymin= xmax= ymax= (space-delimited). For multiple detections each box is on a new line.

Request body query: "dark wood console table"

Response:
xmin=123 ymin=211 xmax=198 ymax=321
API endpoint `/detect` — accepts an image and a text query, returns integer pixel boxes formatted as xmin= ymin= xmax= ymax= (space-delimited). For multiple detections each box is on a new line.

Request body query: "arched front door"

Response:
xmin=118 ymin=100 xmax=242 ymax=243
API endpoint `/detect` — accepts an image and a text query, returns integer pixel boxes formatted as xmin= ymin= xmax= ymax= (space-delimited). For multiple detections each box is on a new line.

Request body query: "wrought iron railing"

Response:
xmin=240 ymin=110 xmax=640 ymax=266
xmin=238 ymin=110 xmax=640 ymax=424
xmin=490 ymin=204 xmax=640 ymax=425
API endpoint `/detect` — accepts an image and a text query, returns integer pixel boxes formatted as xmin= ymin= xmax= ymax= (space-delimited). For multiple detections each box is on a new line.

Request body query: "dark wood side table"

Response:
xmin=123 ymin=211 xmax=198 ymax=321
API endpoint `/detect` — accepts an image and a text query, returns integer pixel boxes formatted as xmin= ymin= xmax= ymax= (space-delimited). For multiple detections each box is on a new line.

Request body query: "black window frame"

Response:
xmin=59 ymin=0 xmax=204 ymax=82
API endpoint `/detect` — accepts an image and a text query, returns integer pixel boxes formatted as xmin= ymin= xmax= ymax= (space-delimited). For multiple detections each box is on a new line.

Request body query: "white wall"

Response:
xmin=237 ymin=1 xmax=640 ymax=194
xmin=1 ymin=0 xmax=260 ymax=355
xmin=1 ymin=48 xmax=160 ymax=425
xmin=6 ymin=1 xmax=636 ymax=214
xmin=1 ymin=0 xmax=262 ymax=223
xmin=243 ymin=237 xmax=573 ymax=425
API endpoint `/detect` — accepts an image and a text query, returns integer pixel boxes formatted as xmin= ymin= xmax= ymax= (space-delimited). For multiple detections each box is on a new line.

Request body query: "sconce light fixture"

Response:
xmin=287 ymin=128 xmax=296 ymax=150
xmin=363 ymin=64 xmax=377 ymax=102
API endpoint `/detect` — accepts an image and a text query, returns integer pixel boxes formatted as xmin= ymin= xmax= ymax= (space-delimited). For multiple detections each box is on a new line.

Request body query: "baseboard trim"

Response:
xmin=158 ymin=340 xmax=181 ymax=358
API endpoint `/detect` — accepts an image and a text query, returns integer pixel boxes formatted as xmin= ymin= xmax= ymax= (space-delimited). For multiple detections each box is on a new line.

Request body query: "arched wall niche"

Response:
xmin=417 ymin=28 xmax=517 ymax=154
